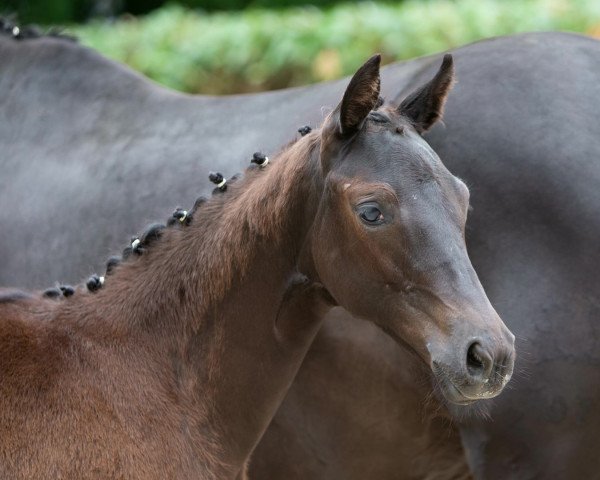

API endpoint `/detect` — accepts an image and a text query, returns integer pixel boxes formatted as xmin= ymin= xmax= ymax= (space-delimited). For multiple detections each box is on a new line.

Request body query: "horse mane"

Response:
xmin=193 ymin=132 xmax=321 ymax=307
xmin=31 ymin=129 xmax=322 ymax=325
xmin=0 ymin=18 xmax=76 ymax=42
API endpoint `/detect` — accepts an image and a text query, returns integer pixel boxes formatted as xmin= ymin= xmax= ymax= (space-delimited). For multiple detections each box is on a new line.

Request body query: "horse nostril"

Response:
xmin=466 ymin=342 xmax=492 ymax=379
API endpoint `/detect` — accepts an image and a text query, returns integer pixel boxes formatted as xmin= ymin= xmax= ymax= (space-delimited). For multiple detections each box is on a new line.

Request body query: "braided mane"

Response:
xmin=34 ymin=127 xmax=321 ymax=313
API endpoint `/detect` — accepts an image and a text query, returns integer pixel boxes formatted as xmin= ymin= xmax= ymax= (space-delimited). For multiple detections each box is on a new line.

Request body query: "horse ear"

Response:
xmin=335 ymin=54 xmax=382 ymax=135
xmin=398 ymin=54 xmax=455 ymax=133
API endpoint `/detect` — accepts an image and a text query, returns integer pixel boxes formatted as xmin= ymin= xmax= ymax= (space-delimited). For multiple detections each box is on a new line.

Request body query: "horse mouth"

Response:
xmin=436 ymin=378 xmax=478 ymax=406
xmin=435 ymin=371 xmax=508 ymax=406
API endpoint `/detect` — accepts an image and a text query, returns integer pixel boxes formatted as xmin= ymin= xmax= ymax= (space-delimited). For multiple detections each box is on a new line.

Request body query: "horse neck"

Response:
xmin=71 ymin=135 xmax=330 ymax=476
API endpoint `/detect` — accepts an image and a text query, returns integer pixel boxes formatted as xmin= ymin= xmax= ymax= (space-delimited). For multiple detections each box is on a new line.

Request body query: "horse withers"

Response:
xmin=0 ymin=54 xmax=513 ymax=478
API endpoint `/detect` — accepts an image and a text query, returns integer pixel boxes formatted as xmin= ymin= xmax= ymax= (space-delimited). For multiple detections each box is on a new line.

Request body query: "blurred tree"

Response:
xmin=1 ymin=0 xmax=124 ymax=23
xmin=0 ymin=0 xmax=89 ymax=23
xmin=121 ymin=0 xmax=164 ymax=16
xmin=1 ymin=0 xmax=352 ymax=23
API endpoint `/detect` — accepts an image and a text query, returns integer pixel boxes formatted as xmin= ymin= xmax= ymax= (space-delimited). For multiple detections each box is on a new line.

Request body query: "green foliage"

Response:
xmin=175 ymin=0 xmax=344 ymax=11
xmin=72 ymin=0 xmax=600 ymax=94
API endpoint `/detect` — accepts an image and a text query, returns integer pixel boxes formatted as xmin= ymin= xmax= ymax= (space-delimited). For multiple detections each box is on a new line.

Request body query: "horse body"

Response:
xmin=0 ymin=35 xmax=424 ymax=289
xmin=435 ymin=35 xmax=600 ymax=478
xmin=1 ymin=31 xmax=599 ymax=478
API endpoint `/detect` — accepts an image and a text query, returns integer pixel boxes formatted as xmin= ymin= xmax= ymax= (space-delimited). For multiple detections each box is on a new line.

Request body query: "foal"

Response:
xmin=0 ymin=55 xmax=514 ymax=479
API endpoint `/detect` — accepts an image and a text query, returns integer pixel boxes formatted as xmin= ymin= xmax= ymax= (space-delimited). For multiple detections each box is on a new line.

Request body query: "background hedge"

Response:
xmin=68 ymin=0 xmax=600 ymax=94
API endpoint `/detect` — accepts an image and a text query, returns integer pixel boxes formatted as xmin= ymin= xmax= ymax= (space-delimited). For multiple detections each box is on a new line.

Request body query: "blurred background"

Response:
xmin=3 ymin=0 xmax=600 ymax=94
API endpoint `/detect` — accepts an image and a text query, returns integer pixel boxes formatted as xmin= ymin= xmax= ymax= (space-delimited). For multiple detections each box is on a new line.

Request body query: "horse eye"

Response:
xmin=369 ymin=113 xmax=387 ymax=124
xmin=358 ymin=204 xmax=384 ymax=224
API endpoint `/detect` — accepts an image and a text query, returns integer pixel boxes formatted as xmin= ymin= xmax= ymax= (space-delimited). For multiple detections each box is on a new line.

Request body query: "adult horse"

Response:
xmin=0 ymin=54 xmax=515 ymax=478
xmin=1 ymin=28 xmax=599 ymax=478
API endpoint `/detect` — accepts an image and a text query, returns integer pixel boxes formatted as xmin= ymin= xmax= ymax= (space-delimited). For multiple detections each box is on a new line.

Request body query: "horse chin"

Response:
xmin=437 ymin=378 xmax=478 ymax=406
xmin=427 ymin=372 xmax=502 ymax=423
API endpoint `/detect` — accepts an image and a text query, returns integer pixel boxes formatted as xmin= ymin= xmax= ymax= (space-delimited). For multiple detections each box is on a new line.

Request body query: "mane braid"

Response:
xmin=67 ymin=131 xmax=322 ymax=330
xmin=186 ymin=131 xmax=322 ymax=311
xmin=0 ymin=289 xmax=32 ymax=304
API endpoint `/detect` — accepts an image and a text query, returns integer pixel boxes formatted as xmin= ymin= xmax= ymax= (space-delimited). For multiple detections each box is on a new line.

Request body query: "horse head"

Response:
xmin=306 ymin=54 xmax=515 ymax=404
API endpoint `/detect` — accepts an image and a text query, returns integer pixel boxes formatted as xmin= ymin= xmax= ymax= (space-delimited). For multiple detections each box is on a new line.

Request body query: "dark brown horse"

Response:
xmin=0 ymin=54 xmax=514 ymax=478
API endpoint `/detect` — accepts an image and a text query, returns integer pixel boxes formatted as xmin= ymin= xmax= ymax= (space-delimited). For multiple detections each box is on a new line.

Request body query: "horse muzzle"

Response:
xmin=431 ymin=335 xmax=516 ymax=405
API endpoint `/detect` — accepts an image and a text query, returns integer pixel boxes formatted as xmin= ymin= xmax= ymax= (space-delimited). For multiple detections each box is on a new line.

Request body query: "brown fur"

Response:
xmin=195 ymin=134 xmax=321 ymax=309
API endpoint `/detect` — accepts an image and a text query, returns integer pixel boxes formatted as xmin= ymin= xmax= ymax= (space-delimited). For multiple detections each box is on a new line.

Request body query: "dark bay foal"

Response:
xmin=0 ymin=55 xmax=514 ymax=479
